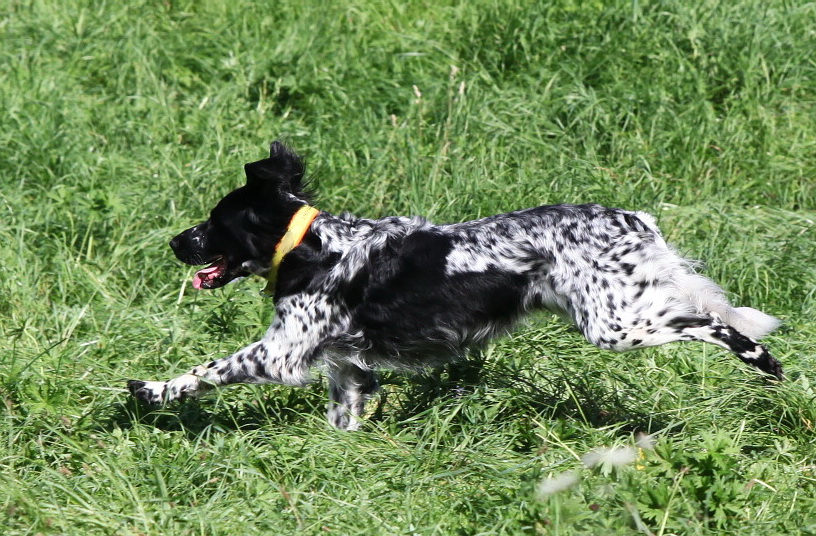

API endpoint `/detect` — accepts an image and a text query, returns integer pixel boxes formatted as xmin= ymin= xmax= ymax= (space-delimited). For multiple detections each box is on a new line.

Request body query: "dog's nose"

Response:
xmin=169 ymin=236 xmax=180 ymax=251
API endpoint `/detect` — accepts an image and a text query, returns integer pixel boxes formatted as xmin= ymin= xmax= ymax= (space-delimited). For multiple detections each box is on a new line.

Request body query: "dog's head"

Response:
xmin=170 ymin=141 xmax=313 ymax=290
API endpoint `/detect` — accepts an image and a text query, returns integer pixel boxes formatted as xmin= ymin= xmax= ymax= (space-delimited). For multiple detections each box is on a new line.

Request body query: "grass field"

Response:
xmin=2 ymin=0 xmax=815 ymax=534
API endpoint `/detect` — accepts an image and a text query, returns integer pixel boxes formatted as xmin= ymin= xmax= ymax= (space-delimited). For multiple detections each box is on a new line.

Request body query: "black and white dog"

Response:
xmin=128 ymin=142 xmax=783 ymax=430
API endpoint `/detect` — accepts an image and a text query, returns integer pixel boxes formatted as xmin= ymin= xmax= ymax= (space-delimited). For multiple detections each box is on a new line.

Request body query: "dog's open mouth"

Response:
xmin=192 ymin=257 xmax=230 ymax=290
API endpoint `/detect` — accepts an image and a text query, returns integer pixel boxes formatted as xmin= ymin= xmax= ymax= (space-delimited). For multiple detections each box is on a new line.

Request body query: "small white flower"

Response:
xmin=635 ymin=433 xmax=657 ymax=451
xmin=536 ymin=471 xmax=579 ymax=498
xmin=582 ymin=446 xmax=639 ymax=469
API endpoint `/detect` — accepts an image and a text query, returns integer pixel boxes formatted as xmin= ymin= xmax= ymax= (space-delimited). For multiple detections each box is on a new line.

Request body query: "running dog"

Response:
xmin=128 ymin=142 xmax=782 ymax=429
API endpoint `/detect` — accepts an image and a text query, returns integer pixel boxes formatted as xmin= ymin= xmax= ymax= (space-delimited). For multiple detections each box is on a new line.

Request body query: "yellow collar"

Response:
xmin=262 ymin=205 xmax=320 ymax=296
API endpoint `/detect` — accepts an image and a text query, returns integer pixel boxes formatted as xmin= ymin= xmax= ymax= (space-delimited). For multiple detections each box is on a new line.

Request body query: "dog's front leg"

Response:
xmin=127 ymin=338 xmax=316 ymax=404
xmin=326 ymin=362 xmax=379 ymax=431
xmin=128 ymin=294 xmax=334 ymax=405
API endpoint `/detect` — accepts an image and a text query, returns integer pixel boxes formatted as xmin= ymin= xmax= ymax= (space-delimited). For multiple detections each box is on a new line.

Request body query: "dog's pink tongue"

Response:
xmin=192 ymin=260 xmax=226 ymax=289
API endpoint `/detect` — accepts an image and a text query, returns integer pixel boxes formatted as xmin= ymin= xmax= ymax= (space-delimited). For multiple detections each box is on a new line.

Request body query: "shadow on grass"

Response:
xmin=97 ymin=385 xmax=326 ymax=439
xmin=103 ymin=356 xmax=675 ymax=442
xmin=371 ymin=354 xmax=676 ymax=443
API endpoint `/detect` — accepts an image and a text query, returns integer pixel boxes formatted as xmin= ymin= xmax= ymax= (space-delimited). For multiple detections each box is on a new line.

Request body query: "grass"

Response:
xmin=1 ymin=0 xmax=815 ymax=533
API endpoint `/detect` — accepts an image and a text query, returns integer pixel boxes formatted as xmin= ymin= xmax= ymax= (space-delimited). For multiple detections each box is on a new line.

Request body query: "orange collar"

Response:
xmin=262 ymin=205 xmax=319 ymax=296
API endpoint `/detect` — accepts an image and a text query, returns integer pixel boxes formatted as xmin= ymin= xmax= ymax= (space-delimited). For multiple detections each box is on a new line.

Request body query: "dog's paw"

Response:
xmin=127 ymin=379 xmax=169 ymax=405
xmin=128 ymin=374 xmax=210 ymax=404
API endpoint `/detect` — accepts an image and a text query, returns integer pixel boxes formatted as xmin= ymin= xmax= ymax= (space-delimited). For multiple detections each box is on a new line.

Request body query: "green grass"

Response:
xmin=2 ymin=0 xmax=815 ymax=534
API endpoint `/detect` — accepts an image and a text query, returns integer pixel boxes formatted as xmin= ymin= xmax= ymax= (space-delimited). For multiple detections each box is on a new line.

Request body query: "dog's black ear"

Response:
xmin=244 ymin=141 xmax=305 ymax=193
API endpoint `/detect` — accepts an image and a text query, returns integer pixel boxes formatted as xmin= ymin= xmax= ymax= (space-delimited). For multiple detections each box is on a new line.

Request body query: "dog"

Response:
xmin=128 ymin=141 xmax=783 ymax=430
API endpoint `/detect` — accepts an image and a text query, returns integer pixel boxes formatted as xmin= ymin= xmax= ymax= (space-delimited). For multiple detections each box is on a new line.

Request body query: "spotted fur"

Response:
xmin=128 ymin=142 xmax=783 ymax=430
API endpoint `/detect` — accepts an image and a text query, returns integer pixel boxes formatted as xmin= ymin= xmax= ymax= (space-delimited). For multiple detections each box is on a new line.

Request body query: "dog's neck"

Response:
xmin=262 ymin=205 xmax=320 ymax=296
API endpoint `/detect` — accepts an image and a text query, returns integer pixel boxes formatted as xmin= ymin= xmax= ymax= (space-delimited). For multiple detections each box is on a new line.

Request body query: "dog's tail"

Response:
xmin=719 ymin=306 xmax=781 ymax=340
xmin=676 ymin=271 xmax=781 ymax=340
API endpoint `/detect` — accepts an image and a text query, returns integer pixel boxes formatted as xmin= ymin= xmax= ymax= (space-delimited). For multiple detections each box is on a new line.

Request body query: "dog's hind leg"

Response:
xmin=666 ymin=314 xmax=783 ymax=380
xmin=611 ymin=313 xmax=783 ymax=380
xmin=326 ymin=362 xmax=379 ymax=431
